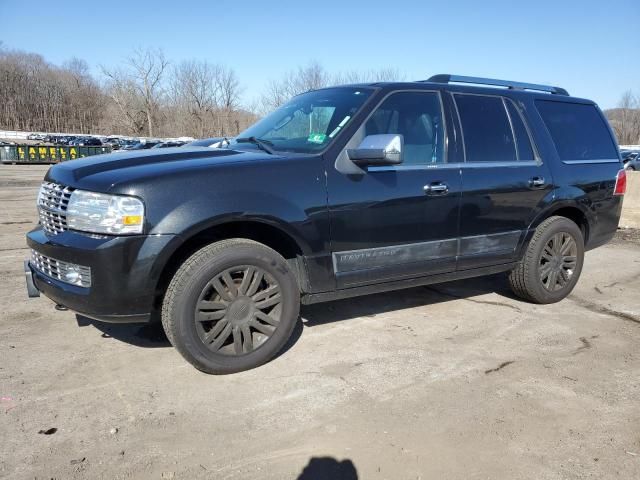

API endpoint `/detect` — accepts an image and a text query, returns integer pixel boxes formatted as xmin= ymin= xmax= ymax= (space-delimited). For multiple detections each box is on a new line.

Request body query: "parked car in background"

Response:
xmin=103 ymin=138 xmax=122 ymax=150
xmin=27 ymin=133 xmax=46 ymax=141
xmin=68 ymin=137 xmax=102 ymax=146
xmin=125 ymin=141 xmax=160 ymax=150
xmin=622 ymin=150 xmax=639 ymax=170
xmin=151 ymin=141 xmax=187 ymax=148
xmin=185 ymin=137 xmax=230 ymax=148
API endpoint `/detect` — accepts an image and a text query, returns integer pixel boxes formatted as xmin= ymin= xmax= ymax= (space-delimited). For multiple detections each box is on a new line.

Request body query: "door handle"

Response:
xmin=528 ymin=176 xmax=546 ymax=189
xmin=424 ymin=182 xmax=449 ymax=195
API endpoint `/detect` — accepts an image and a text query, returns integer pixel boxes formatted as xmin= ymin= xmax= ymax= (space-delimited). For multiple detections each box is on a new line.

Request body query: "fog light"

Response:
xmin=64 ymin=267 xmax=81 ymax=284
xmin=30 ymin=250 xmax=92 ymax=287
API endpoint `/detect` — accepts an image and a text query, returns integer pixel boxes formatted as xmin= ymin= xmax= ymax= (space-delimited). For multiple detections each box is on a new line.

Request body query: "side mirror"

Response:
xmin=347 ymin=134 xmax=403 ymax=167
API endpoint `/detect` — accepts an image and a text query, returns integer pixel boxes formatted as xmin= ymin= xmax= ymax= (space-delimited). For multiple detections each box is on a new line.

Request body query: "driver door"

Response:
xmin=326 ymin=90 xmax=462 ymax=288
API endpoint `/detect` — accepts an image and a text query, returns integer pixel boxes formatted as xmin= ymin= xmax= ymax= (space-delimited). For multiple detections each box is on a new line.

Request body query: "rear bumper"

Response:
xmin=26 ymin=227 xmax=178 ymax=323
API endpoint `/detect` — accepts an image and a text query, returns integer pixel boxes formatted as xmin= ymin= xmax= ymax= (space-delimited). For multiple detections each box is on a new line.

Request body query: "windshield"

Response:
xmin=234 ymin=87 xmax=373 ymax=154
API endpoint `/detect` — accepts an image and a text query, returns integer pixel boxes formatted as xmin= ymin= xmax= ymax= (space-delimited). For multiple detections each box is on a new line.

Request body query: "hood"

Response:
xmin=45 ymin=146 xmax=280 ymax=192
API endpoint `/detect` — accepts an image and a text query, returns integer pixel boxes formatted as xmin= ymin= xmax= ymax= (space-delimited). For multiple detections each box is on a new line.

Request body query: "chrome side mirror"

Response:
xmin=347 ymin=134 xmax=403 ymax=167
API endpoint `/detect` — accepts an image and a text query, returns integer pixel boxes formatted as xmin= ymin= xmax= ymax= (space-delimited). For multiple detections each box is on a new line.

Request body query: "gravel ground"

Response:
xmin=1 ymin=165 xmax=639 ymax=480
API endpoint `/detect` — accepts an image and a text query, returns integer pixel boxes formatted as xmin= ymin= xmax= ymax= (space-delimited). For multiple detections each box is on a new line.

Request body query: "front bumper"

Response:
xmin=26 ymin=227 xmax=178 ymax=323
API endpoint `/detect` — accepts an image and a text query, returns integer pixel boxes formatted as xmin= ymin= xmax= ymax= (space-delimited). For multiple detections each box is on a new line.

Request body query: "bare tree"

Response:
xmin=259 ymin=62 xmax=405 ymax=113
xmin=0 ymin=47 xmax=106 ymax=133
xmin=606 ymin=91 xmax=640 ymax=145
xmin=333 ymin=67 xmax=405 ymax=85
xmin=170 ymin=60 xmax=219 ymax=137
xmin=168 ymin=61 xmax=246 ymax=137
xmin=102 ymin=48 xmax=168 ymax=136
xmin=259 ymin=61 xmax=330 ymax=112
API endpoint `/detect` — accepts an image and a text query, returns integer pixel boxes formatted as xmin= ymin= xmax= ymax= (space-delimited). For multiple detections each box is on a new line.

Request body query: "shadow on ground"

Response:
xmin=77 ymin=273 xmax=516 ymax=351
xmin=296 ymin=456 xmax=358 ymax=480
xmin=301 ymin=273 xmax=517 ymax=326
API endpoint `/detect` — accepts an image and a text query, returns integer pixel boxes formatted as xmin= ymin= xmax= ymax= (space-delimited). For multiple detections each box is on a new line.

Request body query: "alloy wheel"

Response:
xmin=539 ymin=232 xmax=578 ymax=292
xmin=194 ymin=265 xmax=282 ymax=355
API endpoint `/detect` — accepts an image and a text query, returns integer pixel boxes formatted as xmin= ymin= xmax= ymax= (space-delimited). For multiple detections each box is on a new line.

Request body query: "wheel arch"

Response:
xmin=529 ymin=201 xmax=591 ymax=243
xmin=517 ymin=201 xmax=591 ymax=261
xmin=152 ymin=218 xmax=309 ymax=313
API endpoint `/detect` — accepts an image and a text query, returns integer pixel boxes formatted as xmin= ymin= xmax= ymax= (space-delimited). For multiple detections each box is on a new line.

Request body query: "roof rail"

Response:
xmin=424 ymin=74 xmax=569 ymax=96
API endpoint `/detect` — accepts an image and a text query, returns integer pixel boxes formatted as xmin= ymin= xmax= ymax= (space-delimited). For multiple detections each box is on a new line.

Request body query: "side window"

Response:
xmin=364 ymin=92 xmax=445 ymax=165
xmin=505 ymin=100 xmax=535 ymax=161
xmin=535 ymin=100 xmax=618 ymax=161
xmin=455 ymin=94 xmax=517 ymax=163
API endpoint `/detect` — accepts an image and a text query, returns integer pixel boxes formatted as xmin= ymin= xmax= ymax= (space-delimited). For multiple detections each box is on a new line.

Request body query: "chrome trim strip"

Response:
xmin=562 ymin=159 xmax=620 ymax=164
xmin=334 ymin=239 xmax=457 ymax=274
xmin=333 ymin=230 xmax=522 ymax=273
xmin=459 ymin=230 xmax=521 ymax=256
xmin=369 ymin=160 xmax=539 ymax=171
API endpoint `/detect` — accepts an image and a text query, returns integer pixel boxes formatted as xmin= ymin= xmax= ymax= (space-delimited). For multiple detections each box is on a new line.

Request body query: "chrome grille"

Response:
xmin=37 ymin=182 xmax=74 ymax=235
xmin=30 ymin=250 xmax=91 ymax=287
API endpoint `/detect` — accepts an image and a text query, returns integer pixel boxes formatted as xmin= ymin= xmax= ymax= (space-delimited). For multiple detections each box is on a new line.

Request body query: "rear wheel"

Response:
xmin=509 ymin=216 xmax=584 ymax=304
xmin=162 ymin=239 xmax=300 ymax=374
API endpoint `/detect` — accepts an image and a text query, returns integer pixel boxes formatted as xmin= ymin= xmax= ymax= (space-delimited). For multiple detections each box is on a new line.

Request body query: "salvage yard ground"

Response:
xmin=1 ymin=165 xmax=639 ymax=480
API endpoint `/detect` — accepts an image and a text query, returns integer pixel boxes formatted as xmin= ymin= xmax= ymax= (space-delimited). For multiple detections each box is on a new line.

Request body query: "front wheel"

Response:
xmin=162 ymin=239 xmax=300 ymax=374
xmin=509 ymin=216 xmax=584 ymax=304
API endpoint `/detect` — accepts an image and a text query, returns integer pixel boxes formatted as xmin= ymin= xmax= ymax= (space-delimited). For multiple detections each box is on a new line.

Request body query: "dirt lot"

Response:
xmin=1 ymin=165 xmax=639 ymax=480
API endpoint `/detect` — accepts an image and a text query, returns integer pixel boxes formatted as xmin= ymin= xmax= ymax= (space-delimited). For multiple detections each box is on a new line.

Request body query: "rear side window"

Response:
xmin=505 ymin=100 xmax=535 ymax=161
xmin=455 ymin=94 xmax=516 ymax=162
xmin=536 ymin=100 xmax=618 ymax=161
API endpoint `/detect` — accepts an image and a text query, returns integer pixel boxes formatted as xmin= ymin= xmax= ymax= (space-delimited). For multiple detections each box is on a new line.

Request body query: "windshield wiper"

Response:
xmin=235 ymin=136 xmax=275 ymax=155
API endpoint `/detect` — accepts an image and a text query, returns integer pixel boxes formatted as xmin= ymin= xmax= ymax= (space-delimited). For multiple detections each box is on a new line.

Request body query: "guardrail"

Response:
xmin=0 ymin=145 xmax=112 ymax=164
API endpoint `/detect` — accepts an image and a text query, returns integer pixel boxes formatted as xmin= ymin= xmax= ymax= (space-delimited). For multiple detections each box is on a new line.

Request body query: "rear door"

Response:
xmin=452 ymin=92 xmax=553 ymax=270
xmin=326 ymin=90 xmax=462 ymax=288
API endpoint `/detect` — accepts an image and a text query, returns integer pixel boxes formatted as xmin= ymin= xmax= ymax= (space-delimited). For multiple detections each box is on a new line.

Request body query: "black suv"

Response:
xmin=26 ymin=75 xmax=626 ymax=374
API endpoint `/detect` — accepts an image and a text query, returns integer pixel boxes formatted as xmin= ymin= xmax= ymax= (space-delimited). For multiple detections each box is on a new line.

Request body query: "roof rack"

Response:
xmin=424 ymin=74 xmax=569 ymax=96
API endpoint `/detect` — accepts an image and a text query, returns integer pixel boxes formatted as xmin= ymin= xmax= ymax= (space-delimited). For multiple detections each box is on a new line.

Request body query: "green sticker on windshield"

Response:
xmin=307 ymin=133 xmax=327 ymax=144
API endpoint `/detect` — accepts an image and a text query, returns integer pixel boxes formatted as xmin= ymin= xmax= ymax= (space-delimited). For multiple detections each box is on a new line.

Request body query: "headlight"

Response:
xmin=66 ymin=190 xmax=144 ymax=235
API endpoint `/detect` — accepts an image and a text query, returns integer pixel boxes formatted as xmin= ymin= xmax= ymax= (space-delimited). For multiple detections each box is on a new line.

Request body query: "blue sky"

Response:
xmin=0 ymin=0 xmax=638 ymax=109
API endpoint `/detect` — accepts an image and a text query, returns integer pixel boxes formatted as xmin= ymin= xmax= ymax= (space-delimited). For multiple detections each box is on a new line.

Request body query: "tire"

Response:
xmin=161 ymin=239 xmax=300 ymax=374
xmin=509 ymin=216 xmax=584 ymax=304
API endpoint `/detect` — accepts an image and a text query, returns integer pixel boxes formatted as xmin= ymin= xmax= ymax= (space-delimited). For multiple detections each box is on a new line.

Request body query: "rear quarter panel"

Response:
xmin=522 ymin=95 xmax=623 ymax=249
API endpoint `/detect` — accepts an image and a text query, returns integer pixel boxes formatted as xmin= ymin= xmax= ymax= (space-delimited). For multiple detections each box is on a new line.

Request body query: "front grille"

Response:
xmin=30 ymin=250 xmax=91 ymax=287
xmin=37 ymin=182 xmax=74 ymax=235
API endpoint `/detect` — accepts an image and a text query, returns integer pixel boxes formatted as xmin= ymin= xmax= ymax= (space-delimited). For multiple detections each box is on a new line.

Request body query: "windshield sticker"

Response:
xmin=308 ymin=133 xmax=327 ymax=144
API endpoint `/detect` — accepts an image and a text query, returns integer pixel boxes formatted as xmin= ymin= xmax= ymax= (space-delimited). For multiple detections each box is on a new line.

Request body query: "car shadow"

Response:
xmin=295 ymin=456 xmax=358 ymax=479
xmin=301 ymin=273 xmax=518 ymax=326
xmin=76 ymin=315 xmax=171 ymax=348
xmin=77 ymin=273 xmax=518 ymax=351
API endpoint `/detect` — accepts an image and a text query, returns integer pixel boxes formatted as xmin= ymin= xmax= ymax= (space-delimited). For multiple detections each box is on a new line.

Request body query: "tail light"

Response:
xmin=614 ymin=169 xmax=626 ymax=196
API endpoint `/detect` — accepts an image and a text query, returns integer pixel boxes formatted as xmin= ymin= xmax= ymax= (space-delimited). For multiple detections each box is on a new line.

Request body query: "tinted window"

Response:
xmin=455 ymin=94 xmax=516 ymax=162
xmin=506 ymin=100 xmax=535 ymax=161
xmin=364 ymin=92 xmax=445 ymax=165
xmin=536 ymin=100 xmax=617 ymax=160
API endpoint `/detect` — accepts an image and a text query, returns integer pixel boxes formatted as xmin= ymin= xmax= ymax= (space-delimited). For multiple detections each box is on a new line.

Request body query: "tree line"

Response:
xmin=0 ymin=44 xmax=404 ymax=139
xmin=1 ymin=42 xmax=636 ymax=144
